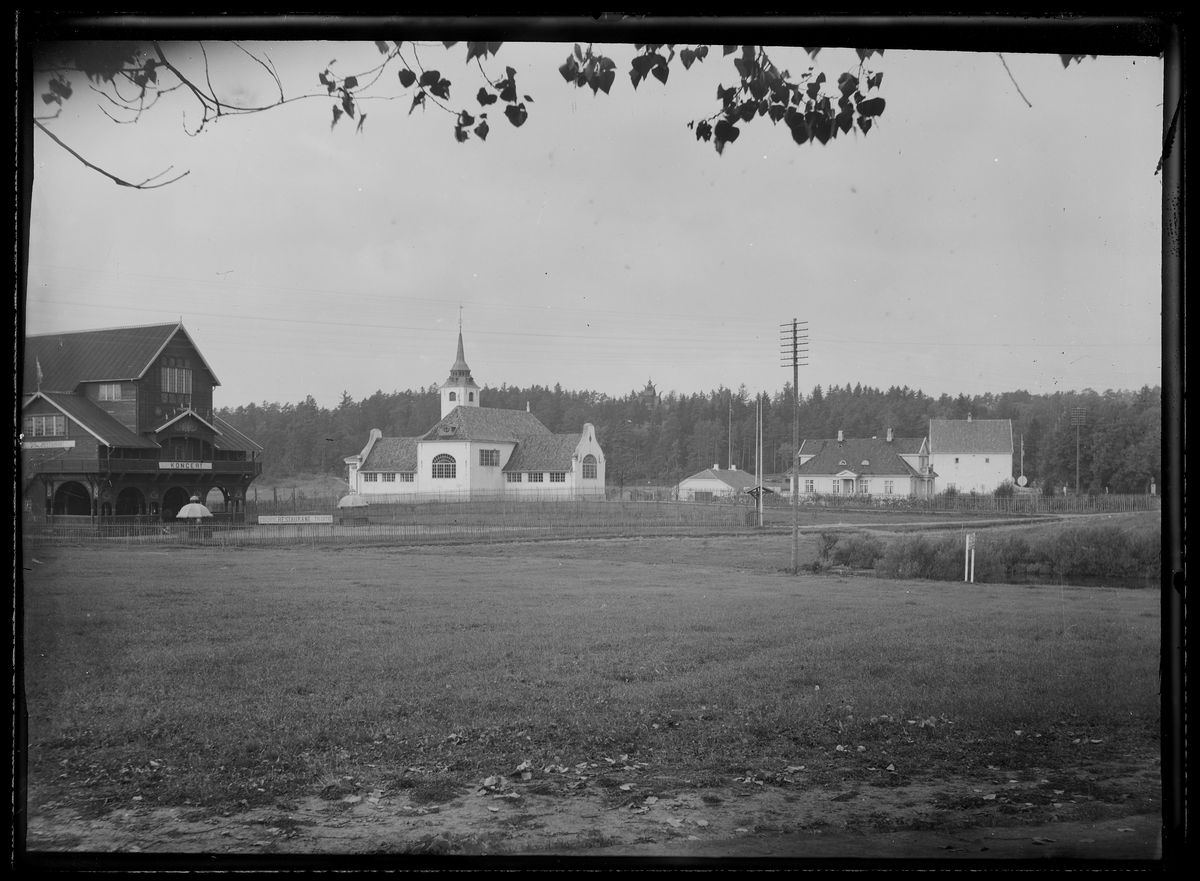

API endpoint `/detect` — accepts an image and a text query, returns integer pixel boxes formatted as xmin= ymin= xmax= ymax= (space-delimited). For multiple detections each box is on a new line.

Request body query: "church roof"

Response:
xmin=503 ymin=434 xmax=581 ymax=472
xmin=360 ymin=437 xmax=419 ymax=471
xmin=421 ymin=406 xmax=552 ymax=443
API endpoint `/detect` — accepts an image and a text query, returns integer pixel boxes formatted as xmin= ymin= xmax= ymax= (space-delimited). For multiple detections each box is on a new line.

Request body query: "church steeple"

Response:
xmin=439 ymin=317 xmax=481 ymax=418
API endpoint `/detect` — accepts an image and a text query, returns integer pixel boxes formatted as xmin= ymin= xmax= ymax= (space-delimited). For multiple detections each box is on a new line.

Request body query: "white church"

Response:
xmin=345 ymin=331 xmax=606 ymax=500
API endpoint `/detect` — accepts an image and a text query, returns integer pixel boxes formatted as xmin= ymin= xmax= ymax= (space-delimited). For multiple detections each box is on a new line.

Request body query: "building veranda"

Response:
xmin=20 ymin=322 xmax=263 ymax=524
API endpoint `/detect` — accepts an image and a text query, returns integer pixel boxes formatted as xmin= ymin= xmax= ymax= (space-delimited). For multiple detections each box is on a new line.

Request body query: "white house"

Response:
xmin=676 ymin=465 xmax=757 ymax=501
xmin=792 ymin=429 xmax=935 ymax=498
xmin=928 ymin=417 xmax=1014 ymax=493
xmin=344 ymin=332 xmax=606 ymax=500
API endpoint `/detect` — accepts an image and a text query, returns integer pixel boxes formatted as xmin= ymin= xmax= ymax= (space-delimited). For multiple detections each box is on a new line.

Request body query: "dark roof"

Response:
xmin=213 ymin=415 xmax=264 ymax=453
xmin=503 ymin=434 xmax=580 ymax=472
xmin=680 ymin=468 xmax=758 ymax=490
xmin=421 ymin=406 xmax=551 ymax=442
xmin=794 ymin=438 xmax=922 ymax=478
xmin=23 ymin=322 xmax=218 ymax=394
xmin=360 ymin=437 xmax=419 ymax=471
xmin=929 ymin=419 xmax=1014 ymax=454
xmin=24 ymin=392 xmax=160 ymax=449
xmin=888 ymin=437 xmax=927 ymax=455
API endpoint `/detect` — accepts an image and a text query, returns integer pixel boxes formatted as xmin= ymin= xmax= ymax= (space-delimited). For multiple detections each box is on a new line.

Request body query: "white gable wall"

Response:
xmin=931 ymin=452 xmax=1013 ymax=494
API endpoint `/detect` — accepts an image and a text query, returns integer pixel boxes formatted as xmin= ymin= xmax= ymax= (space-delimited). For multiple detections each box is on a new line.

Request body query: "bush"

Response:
xmin=831 ymin=533 xmax=885 ymax=569
xmin=876 ymin=535 xmax=963 ymax=580
xmin=993 ymin=481 xmax=1015 ymax=498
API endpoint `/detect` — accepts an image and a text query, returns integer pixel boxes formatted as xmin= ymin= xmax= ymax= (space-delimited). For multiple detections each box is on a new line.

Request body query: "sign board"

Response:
xmin=966 ymin=533 xmax=976 ymax=551
xmin=23 ymin=439 xmax=76 ymax=449
xmin=258 ymin=514 xmax=334 ymax=525
xmin=160 ymin=461 xmax=213 ymax=470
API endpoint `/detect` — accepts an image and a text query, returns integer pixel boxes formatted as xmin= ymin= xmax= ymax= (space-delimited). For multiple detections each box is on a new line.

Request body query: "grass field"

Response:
xmin=21 ymin=531 xmax=1160 ymax=846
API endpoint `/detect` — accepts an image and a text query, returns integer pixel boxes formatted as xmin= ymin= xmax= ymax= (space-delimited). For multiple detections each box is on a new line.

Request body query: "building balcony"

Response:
xmin=25 ymin=456 xmax=263 ymax=477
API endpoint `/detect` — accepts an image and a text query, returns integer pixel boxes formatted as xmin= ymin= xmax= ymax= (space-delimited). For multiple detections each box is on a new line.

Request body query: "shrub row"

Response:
xmin=827 ymin=524 xmax=1160 ymax=583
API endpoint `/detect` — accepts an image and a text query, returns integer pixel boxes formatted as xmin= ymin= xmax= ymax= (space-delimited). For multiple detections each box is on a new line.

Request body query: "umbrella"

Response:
xmin=337 ymin=493 xmax=369 ymax=509
xmin=176 ymin=495 xmax=213 ymax=520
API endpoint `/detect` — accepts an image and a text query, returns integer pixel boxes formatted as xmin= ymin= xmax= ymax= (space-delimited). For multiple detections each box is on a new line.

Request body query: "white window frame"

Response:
xmin=480 ymin=449 xmax=500 ymax=467
xmin=884 ymin=480 xmax=894 ymax=494
xmin=505 ymin=472 xmax=522 ymax=483
xmin=99 ymin=383 xmax=122 ymax=401
xmin=363 ymin=472 xmax=379 ymax=482
xmin=398 ymin=472 xmax=414 ymax=482
xmin=432 ymin=454 xmax=456 ymax=479
xmin=550 ymin=472 xmax=566 ymax=483
xmin=24 ymin=414 xmax=67 ymax=437
xmin=804 ymin=479 xmax=814 ymax=493
xmin=382 ymin=473 xmax=396 ymax=483
xmin=527 ymin=472 xmax=544 ymax=483
xmin=582 ymin=455 xmax=597 ymax=479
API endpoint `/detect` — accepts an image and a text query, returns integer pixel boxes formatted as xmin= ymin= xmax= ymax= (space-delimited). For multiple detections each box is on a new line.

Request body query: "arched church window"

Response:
xmin=432 ymin=454 xmax=456 ymax=479
xmin=582 ymin=454 xmax=598 ymax=479
xmin=469 ymin=392 xmax=474 ymax=402
xmin=448 ymin=392 xmax=457 ymax=402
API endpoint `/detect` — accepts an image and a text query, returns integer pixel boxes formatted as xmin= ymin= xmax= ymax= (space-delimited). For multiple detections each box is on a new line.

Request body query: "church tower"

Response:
xmin=439 ymin=324 xmax=481 ymax=418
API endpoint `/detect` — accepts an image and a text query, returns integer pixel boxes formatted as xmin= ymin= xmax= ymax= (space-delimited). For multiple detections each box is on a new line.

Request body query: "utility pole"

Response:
xmin=780 ymin=320 xmax=809 ymax=574
xmin=1071 ymin=407 xmax=1087 ymax=494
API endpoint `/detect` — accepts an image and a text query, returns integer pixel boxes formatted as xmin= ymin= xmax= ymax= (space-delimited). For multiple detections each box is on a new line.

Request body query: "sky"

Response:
xmin=24 ymin=27 xmax=1166 ymax=410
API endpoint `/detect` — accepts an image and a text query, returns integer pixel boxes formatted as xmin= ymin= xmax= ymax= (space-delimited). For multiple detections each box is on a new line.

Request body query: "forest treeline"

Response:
xmin=217 ymin=382 xmax=1162 ymax=495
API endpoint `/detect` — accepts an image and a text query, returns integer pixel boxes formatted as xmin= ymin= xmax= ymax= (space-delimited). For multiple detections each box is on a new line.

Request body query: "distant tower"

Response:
xmin=640 ymin=378 xmax=661 ymax=410
xmin=440 ymin=319 xmax=481 ymax=418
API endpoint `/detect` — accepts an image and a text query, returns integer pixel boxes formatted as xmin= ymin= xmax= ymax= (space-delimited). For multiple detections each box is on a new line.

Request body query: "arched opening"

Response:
xmin=206 ymin=487 xmax=228 ymax=512
xmin=115 ymin=487 xmax=146 ymax=516
xmin=162 ymin=486 xmax=192 ymax=521
xmin=582 ymin=454 xmax=598 ymax=479
xmin=448 ymin=392 xmax=457 ymax=402
xmin=432 ymin=454 xmax=456 ymax=479
xmin=53 ymin=481 xmax=92 ymax=515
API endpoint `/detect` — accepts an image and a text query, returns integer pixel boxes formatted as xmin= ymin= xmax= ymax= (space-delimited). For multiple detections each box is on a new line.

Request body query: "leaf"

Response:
xmin=598 ymin=68 xmax=616 ymax=94
xmin=857 ymin=96 xmax=886 ymax=117
xmin=356 ymin=112 xmax=367 ymax=134
xmin=559 ymin=59 xmax=577 ymax=82
xmin=473 ymin=120 xmax=489 ymax=141
xmin=837 ymin=73 xmax=858 ymax=97
xmin=375 ymin=41 xmax=390 ymax=54
xmin=477 ymin=87 xmax=497 ymax=106
xmin=430 ymin=78 xmax=451 ymax=100
xmin=805 ymin=47 xmax=822 ymax=59
xmin=857 ymin=116 xmax=872 ymax=134
xmin=343 ymin=75 xmax=358 ymax=90
xmin=695 ymin=119 xmax=712 ymax=142
xmin=504 ymin=103 xmax=528 ymax=127
xmin=680 ymin=47 xmax=695 ymax=69
xmin=651 ymin=60 xmax=669 ymax=85
xmin=723 ymin=45 xmax=737 ymax=56
xmin=443 ymin=41 xmax=458 ymax=49
xmin=713 ymin=119 xmax=739 ymax=154
xmin=419 ymin=70 xmax=441 ymax=88
xmin=408 ymin=90 xmax=425 ymax=115
xmin=399 ymin=69 xmax=416 ymax=88
xmin=331 ymin=105 xmax=342 ymax=129
xmin=341 ymin=92 xmax=355 ymax=119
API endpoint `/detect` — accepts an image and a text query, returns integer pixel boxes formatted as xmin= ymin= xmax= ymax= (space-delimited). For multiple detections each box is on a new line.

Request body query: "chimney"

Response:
xmin=887 ymin=428 xmax=893 ymax=443
xmin=713 ymin=463 xmax=719 ymax=470
xmin=837 ymin=430 xmax=844 ymax=443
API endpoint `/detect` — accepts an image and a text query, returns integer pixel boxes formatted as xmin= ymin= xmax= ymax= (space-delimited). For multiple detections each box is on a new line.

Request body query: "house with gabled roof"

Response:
xmin=676 ymin=465 xmax=758 ymax=501
xmin=20 ymin=322 xmax=263 ymax=522
xmin=928 ymin=416 xmax=1014 ymax=493
xmin=344 ymin=331 xmax=605 ymax=499
xmin=790 ymin=429 xmax=936 ymax=498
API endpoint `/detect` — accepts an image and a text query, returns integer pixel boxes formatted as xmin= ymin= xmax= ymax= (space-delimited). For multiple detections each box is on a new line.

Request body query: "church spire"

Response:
xmin=440 ymin=311 xmax=480 ymax=418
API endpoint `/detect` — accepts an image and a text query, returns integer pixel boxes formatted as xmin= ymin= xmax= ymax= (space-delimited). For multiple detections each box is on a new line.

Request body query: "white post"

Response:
xmin=965 ymin=535 xmax=970 ymax=582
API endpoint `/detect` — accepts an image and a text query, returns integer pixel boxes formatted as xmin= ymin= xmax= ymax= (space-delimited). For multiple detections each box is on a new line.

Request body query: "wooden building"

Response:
xmin=20 ymin=322 xmax=263 ymax=523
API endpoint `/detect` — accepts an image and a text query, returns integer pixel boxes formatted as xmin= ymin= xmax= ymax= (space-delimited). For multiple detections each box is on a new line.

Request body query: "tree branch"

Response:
xmin=34 ymin=120 xmax=190 ymax=189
